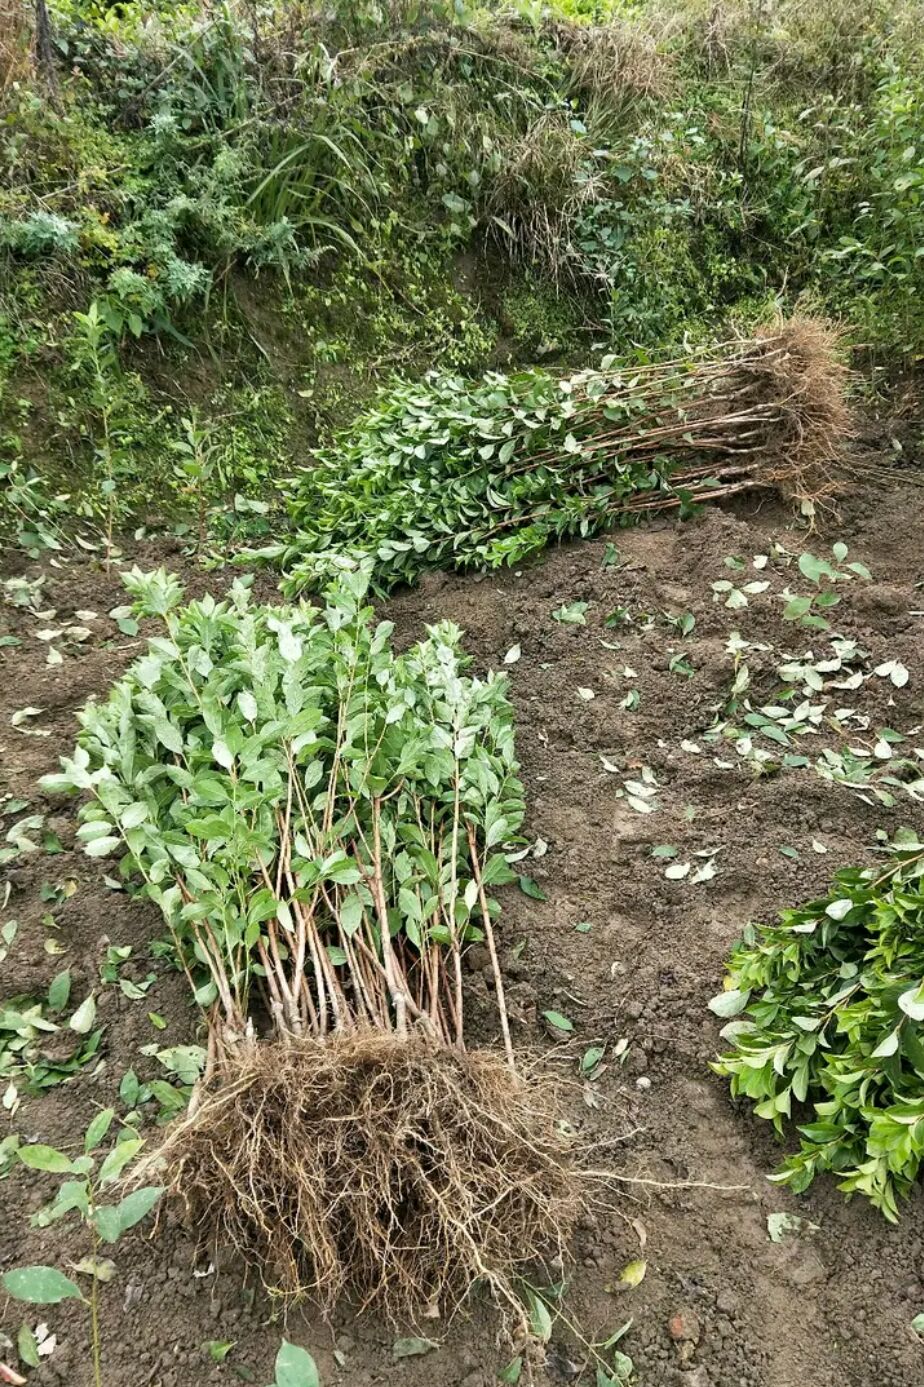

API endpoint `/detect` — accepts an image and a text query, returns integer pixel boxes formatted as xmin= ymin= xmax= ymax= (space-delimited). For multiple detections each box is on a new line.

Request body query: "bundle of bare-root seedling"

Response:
xmin=254 ymin=316 xmax=849 ymax=597
xmin=43 ymin=564 xmax=580 ymax=1320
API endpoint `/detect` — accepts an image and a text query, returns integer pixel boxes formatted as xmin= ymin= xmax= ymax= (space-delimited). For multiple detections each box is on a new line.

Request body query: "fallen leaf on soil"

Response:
xmin=766 ymin=1211 xmax=819 ymax=1242
xmin=616 ymin=1258 xmax=647 ymax=1289
xmin=10 ymin=708 xmax=49 ymax=736
xmin=392 ymin=1337 xmax=436 ymax=1359
xmin=72 ymin=1257 xmax=116 ymax=1283
xmin=552 ymin=601 xmax=588 ymax=625
xmin=631 ymin=1218 xmax=647 ymax=1250
xmin=874 ymin=659 xmax=909 ymax=688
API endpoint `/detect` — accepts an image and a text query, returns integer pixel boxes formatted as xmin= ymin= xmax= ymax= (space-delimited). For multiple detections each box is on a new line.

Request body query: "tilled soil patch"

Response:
xmin=1 ymin=484 xmax=923 ymax=1387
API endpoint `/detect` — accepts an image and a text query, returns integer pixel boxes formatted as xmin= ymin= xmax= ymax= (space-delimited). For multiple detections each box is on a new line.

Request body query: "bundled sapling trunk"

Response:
xmin=43 ymin=563 xmax=580 ymax=1318
xmin=256 ymin=317 xmax=849 ymax=596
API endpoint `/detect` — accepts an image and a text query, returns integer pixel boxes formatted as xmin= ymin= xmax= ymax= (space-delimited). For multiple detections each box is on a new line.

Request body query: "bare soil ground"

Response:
xmin=2 ymin=475 xmax=924 ymax=1387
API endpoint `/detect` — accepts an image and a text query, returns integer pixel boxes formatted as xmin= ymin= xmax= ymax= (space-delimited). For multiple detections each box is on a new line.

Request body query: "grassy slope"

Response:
xmin=1 ymin=0 xmax=923 ymax=559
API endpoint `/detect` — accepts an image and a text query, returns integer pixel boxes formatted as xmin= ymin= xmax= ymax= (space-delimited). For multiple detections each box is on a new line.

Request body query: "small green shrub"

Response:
xmin=0 ymin=211 xmax=79 ymax=257
xmin=713 ymin=833 xmax=924 ymax=1220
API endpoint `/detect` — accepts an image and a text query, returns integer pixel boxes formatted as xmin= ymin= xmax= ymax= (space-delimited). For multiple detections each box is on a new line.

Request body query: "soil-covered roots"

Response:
xmin=156 ymin=1032 xmax=582 ymax=1320
xmin=750 ymin=316 xmax=851 ymax=498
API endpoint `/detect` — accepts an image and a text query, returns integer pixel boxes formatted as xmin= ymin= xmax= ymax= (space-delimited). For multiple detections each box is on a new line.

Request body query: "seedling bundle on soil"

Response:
xmin=260 ymin=317 xmax=848 ymax=596
xmin=712 ymin=833 xmax=924 ymax=1220
xmin=42 ymin=564 xmax=579 ymax=1318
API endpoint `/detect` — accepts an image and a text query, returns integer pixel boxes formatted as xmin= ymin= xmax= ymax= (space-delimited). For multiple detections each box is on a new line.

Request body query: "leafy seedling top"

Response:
xmin=712 ymin=832 xmax=924 ymax=1220
xmin=41 ymin=561 xmax=525 ymax=1059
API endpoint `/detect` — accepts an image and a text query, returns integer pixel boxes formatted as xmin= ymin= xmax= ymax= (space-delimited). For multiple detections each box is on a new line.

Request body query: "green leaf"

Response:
xmin=17 ymin=1322 xmax=40 ymax=1367
xmin=825 ymin=898 xmax=853 ymax=921
xmin=542 ymin=1009 xmax=573 ymax=1033
xmin=203 ymin=1340 xmax=234 ymax=1363
xmin=120 ymin=802 xmax=149 ymax=830
xmin=273 ymin=1340 xmax=321 ymax=1387
xmin=339 ymin=894 xmax=364 ymax=935
xmin=47 ymin=968 xmax=71 ymax=1012
xmin=212 ymin=739 xmax=234 ymax=770
xmin=72 ymin=1255 xmax=116 ymax=1282
xmin=798 ymin=552 xmax=836 ymax=584
xmin=708 ymin=988 xmax=749 ymax=1018
xmin=912 ymin=1312 xmax=924 ymax=1338
xmin=84 ymin=1107 xmax=115 ymax=1153
xmin=93 ymin=1185 xmax=163 ymax=1244
xmin=618 ymin=1258 xmax=646 ymax=1288
xmin=766 ymin=1211 xmax=816 ymax=1242
xmin=898 ymin=984 xmax=924 ymax=1022
xmin=97 ymin=1137 xmax=145 ymax=1185
xmin=2 ymin=1265 xmax=84 ymax=1303
xmin=528 ymin=1292 xmax=553 ymax=1342
xmin=154 ymin=717 xmax=183 ymax=755
xmin=157 ymin=1044 xmax=206 ymax=1086
xmin=783 ymin=596 xmax=813 ymax=621
xmin=18 ymin=1144 xmax=74 ymax=1174
xmin=499 ymin=1358 xmax=523 ymax=1384
xmin=69 ymin=994 xmax=97 ymax=1034
xmin=518 ymin=875 xmax=546 ymax=901
xmin=552 ymin=601 xmax=588 ymax=625
xmin=119 ymin=1069 xmax=140 ymax=1107
xmin=392 ymin=1337 xmax=437 ymax=1359
xmin=84 ymin=835 xmax=121 ymax=858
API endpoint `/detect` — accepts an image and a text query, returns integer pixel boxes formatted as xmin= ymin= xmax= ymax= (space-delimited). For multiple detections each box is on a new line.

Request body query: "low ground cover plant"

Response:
xmin=2 ymin=1112 xmax=162 ymax=1387
xmin=712 ymin=831 xmax=924 ymax=1220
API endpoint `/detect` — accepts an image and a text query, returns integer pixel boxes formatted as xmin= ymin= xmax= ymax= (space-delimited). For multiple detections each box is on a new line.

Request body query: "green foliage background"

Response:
xmin=2 ymin=0 xmax=924 ymax=552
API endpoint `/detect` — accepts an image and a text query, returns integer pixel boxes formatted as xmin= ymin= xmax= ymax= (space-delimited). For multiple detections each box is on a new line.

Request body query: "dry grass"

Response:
xmin=554 ymin=16 xmax=672 ymax=115
xmin=485 ymin=112 xmax=601 ymax=281
xmin=0 ymin=0 xmax=32 ymax=95
xmin=649 ymin=0 xmax=919 ymax=94
xmin=151 ymin=1032 xmax=582 ymax=1324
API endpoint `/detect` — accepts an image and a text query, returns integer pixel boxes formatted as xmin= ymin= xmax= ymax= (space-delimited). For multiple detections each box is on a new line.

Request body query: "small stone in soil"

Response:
xmin=668 ymin=1309 xmax=701 ymax=1344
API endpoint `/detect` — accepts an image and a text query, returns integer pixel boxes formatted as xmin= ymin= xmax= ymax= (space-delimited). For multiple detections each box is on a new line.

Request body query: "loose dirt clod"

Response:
xmin=152 ymin=1032 xmax=581 ymax=1321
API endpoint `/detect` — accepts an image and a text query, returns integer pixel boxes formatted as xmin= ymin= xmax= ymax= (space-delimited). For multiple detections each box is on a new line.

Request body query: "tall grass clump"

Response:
xmin=259 ymin=317 xmax=848 ymax=596
xmin=42 ymin=563 xmax=582 ymax=1319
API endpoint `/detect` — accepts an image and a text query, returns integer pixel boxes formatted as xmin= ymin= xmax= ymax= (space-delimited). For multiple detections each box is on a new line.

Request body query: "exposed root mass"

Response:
xmin=156 ymin=1033 xmax=582 ymax=1321
xmin=750 ymin=316 xmax=851 ymax=498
